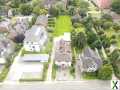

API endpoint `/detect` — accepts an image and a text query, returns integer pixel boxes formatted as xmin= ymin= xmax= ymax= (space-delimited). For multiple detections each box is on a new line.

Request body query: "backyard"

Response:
xmin=54 ymin=15 xmax=72 ymax=36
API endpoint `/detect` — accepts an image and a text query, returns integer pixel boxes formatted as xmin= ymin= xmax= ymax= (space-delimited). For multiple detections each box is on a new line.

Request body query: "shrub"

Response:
xmin=98 ymin=64 xmax=113 ymax=80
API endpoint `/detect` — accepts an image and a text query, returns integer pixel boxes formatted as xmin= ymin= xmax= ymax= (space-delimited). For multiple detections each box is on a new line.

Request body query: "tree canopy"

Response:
xmin=112 ymin=0 xmax=120 ymax=14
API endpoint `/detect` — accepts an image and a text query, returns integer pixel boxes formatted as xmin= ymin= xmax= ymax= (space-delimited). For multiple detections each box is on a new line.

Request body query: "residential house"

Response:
xmin=0 ymin=18 xmax=10 ymax=33
xmin=79 ymin=47 xmax=102 ymax=72
xmin=7 ymin=16 xmax=32 ymax=40
xmin=91 ymin=0 xmax=111 ymax=9
xmin=0 ymin=36 xmax=15 ymax=61
xmin=54 ymin=33 xmax=72 ymax=68
xmin=10 ymin=16 xmax=32 ymax=34
xmin=24 ymin=25 xmax=47 ymax=52
xmin=35 ymin=15 xmax=48 ymax=27
xmin=41 ymin=0 xmax=56 ymax=9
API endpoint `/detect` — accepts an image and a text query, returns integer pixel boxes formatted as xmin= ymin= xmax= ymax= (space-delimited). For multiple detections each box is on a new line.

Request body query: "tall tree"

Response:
xmin=71 ymin=31 xmax=87 ymax=51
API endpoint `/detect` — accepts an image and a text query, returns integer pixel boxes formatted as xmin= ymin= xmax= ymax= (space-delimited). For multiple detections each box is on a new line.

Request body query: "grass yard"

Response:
xmin=82 ymin=72 xmax=98 ymax=80
xmin=112 ymin=61 xmax=120 ymax=79
xmin=54 ymin=15 xmax=72 ymax=36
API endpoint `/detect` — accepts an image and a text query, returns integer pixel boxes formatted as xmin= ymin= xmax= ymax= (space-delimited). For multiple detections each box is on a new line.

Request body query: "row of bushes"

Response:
xmin=52 ymin=62 xmax=58 ymax=80
xmin=70 ymin=48 xmax=76 ymax=78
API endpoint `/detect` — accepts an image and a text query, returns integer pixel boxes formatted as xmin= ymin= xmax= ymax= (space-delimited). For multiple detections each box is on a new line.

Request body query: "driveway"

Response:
xmin=4 ymin=48 xmax=43 ymax=84
xmin=56 ymin=68 xmax=72 ymax=81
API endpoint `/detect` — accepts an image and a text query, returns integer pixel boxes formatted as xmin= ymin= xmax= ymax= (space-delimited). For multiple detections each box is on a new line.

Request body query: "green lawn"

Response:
xmin=54 ymin=15 xmax=72 ymax=36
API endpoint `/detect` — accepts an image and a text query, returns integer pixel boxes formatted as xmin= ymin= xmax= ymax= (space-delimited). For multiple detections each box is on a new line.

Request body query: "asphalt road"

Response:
xmin=0 ymin=81 xmax=111 ymax=90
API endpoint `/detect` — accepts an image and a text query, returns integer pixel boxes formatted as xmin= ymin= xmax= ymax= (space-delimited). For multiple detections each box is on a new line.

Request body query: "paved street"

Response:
xmin=0 ymin=81 xmax=111 ymax=90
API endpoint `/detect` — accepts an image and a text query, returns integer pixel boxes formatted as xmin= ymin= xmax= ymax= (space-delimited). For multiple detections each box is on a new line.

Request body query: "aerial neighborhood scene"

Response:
xmin=0 ymin=0 xmax=120 ymax=89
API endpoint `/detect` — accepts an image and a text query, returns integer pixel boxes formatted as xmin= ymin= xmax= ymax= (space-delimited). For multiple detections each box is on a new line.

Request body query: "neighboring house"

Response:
xmin=35 ymin=15 xmax=48 ymax=27
xmin=91 ymin=0 xmax=111 ymax=9
xmin=79 ymin=47 xmax=102 ymax=72
xmin=41 ymin=0 xmax=56 ymax=9
xmin=54 ymin=33 xmax=72 ymax=68
xmin=10 ymin=16 xmax=32 ymax=34
xmin=7 ymin=16 xmax=32 ymax=40
xmin=21 ymin=54 xmax=49 ymax=62
xmin=24 ymin=25 xmax=47 ymax=52
xmin=0 ymin=18 xmax=10 ymax=33
xmin=0 ymin=36 xmax=15 ymax=59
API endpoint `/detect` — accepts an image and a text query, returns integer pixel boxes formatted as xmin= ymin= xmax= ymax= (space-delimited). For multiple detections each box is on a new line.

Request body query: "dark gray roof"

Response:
xmin=80 ymin=47 xmax=102 ymax=71
xmin=35 ymin=15 xmax=48 ymax=26
xmin=41 ymin=0 xmax=56 ymax=8
xmin=55 ymin=39 xmax=72 ymax=62
xmin=0 ymin=36 xmax=15 ymax=58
